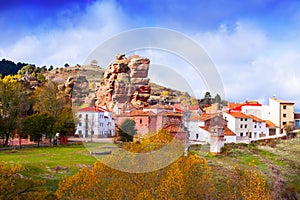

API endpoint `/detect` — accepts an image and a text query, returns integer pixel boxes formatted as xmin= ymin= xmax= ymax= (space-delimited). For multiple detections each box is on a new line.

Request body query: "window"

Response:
xmin=282 ymin=122 xmax=286 ymax=125
xmin=79 ymin=123 xmax=82 ymax=126
xmin=254 ymin=125 xmax=257 ymax=128
xmin=86 ymin=114 xmax=88 ymax=119
xmin=240 ymin=118 xmax=243 ymax=121
xmin=245 ymin=125 xmax=247 ymax=128
xmin=283 ymin=105 xmax=287 ymax=109
xmin=78 ymin=130 xmax=82 ymax=135
xmin=140 ymin=118 xmax=142 ymax=124
xmin=79 ymin=114 xmax=82 ymax=118
xmin=240 ymin=124 xmax=243 ymax=128
xmin=283 ymin=114 xmax=287 ymax=118
xmin=245 ymin=118 xmax=247 ymax=121
xmin=196 ymin=134 xmax=199 ymax=139
xmin=295 ymin=120 xmax=300 ymax=127
xmin=240 ymin=132 xmax=243 ymax=136
xmin=91 ymin=131 xmax=94 ymax=135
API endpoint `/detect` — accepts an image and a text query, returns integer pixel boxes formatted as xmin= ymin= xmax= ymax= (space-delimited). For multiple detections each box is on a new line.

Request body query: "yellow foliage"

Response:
xmin=0 ymin=161 xmax=53 ymax=200
xmin=1 ymin=74 xmax=21 ymax=83
xmin=224 ymin=164 xmax=271 ymax=200
xmin=56 ymin=144 xmax=216 ymax=199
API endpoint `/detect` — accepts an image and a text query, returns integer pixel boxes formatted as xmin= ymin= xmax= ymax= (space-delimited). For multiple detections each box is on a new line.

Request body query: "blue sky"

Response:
xmin=1 ymin=0 xmax=300 ymax=109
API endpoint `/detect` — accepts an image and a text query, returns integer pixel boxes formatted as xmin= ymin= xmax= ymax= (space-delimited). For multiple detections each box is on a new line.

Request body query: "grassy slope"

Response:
xmin=190 ymin=137 xmax=300 ymax=196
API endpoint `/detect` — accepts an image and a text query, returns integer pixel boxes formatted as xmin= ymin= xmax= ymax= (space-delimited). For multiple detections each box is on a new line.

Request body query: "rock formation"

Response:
xmin=95 ymin=54 xmax=151 ymax=111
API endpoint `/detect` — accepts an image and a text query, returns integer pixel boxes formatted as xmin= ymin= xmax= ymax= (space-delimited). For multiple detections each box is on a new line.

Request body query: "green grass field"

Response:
xmin=0 ymin=143 xmax=114 ymax=192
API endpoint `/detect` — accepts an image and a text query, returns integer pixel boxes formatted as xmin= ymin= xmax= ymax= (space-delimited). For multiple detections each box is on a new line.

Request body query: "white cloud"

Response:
xmin=0 ymin=0 xmax=129 ymax=67
xmin=191 ymin=21 xmax=300 ymax=108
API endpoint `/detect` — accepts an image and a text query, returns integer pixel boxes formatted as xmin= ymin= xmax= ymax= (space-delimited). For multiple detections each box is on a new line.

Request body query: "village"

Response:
xmin=74 ymin=54 xmax=300 ymax=154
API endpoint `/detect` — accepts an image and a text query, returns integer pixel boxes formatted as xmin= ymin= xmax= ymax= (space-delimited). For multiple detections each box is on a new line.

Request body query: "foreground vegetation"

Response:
xmin=2 ymin=134 xmax=299 ymax=199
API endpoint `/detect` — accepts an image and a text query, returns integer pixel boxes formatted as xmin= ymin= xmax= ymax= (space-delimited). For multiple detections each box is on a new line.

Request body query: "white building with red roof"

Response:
xmin=75 ymin=107 xmax=115 ymax=138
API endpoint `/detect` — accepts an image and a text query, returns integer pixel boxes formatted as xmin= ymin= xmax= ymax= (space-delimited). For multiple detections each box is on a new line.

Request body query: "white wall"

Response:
xmin=224 ymin=136 xmax=236 ymax=143
xmin=75 ymin=111 xmax=115 ymax=137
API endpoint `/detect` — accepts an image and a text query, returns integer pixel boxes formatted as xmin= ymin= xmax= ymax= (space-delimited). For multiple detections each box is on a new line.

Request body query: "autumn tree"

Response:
xmin=0 ymin=75 xmax=30 ymax=146
xmin=119 ymin=119 xmax=136 ymax=142
xmin=224 ymin=162 xmax=271 ymax=200
xmin=56 ymin=130 xmax=217 ymax=199
xmin=0 ymin=161 xmax=54 ymax=199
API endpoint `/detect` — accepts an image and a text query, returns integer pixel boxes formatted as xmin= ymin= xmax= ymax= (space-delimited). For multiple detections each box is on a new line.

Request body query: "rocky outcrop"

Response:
xmin=58 ymin=76 xmax=74 ymax=96
xmin=95 ymin=54 xmax=151 ymax=110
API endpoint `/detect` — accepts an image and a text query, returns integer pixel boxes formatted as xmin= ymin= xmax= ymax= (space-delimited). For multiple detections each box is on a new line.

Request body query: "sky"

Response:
xmin=1 ymin=0 xmax=300 ymax=109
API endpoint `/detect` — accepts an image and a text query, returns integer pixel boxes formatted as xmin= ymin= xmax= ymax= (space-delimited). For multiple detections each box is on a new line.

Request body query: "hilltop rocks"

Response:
xmin=58 ymin=76 xmax=75 ymax=96
xmin=95 ymin=54 xmax=151 ymax=110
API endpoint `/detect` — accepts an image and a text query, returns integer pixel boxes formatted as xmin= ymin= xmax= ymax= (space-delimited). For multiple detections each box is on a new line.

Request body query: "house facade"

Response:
xmin=224 ymin=112 xmax=253 ymax=143
xmin=268 ymin=97 xmax=294 ymax=135
xmin=115 ymin=105 xmax=183 ymax=136
xmin=75 ymin=107 xmax=115 ymax=138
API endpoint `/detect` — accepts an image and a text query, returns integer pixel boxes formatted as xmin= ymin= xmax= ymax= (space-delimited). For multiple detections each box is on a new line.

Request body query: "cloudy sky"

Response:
xmin=1 ymin=0 xmax=300 ymax=109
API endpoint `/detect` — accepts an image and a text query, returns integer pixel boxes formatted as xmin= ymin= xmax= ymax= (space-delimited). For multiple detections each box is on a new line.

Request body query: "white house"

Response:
xmin=75 ymin=107 xmax=115 ymax=138
xmin=224 ymin=112 xmax=253 ymax=143
xmin=248 ymin=114 xmax=268 ymax=141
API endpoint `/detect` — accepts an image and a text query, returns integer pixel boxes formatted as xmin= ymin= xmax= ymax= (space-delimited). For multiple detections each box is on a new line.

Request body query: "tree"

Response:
xmin=283 ymin=124 xmax=294 ymax=138
xmin=90 ymin=59 xmax=98 ymax=66
xmin=56 ymin=131 xmax=216 ymax=200
xmin=224 ymin=163 xmax=271 ymax=200
xmin=0 ymin=161 xmax=53 ymax=199
xmin=21 ymin=113 xmax=55 ymax=146
xmin=37 ymin=72 xmax=46 ymax=83
xmin=48 ymin=65 xmax=54 ymax=71
xmin=0 ymin=75 xmax=30 ymax=146
xmin=64 ymin=63 xmax=70 ymax=68
xmin=54 ymin=106 xmax=75 ymax=137
xmin=119 ymin=119 xmax=136 ymax=142
xmin=17 ymin=64 xmax=35 ymax=75
xmin=214 ymin=94 xmax=222 ymax=104
xmin=204 ymin=91 xmax=212 ymax=99
xmin=33 ymin=81 xmax=64 ymax=119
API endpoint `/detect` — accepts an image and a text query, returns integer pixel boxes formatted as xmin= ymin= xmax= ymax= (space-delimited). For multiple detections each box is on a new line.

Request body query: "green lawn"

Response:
xmin=0 ymin=143 xmax=115 ymax=192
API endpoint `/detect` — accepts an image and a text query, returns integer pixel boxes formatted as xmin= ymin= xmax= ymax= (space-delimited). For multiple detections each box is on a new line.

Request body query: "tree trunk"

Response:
xmin=37 ymin=139 xmax=40 ymax=147
xmin=19 ymin=137 xmax=22 ymax=149
xmin=4 ymin=133 xmax=9 ymax=146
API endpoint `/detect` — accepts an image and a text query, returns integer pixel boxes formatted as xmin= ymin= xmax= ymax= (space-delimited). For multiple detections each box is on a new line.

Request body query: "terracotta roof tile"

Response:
xmin=163 ymin=124 xmax=185 ymax=133
xmin=228 ymin=112 xmax=251 ymax=119
xmin=130 ymin=110 xmax=155 ymax=116
xmin=248 ymin=114 xmax=264 ymax=122
xmin=224 ymin=127 xmax=235 ymax=136
xmin=265 ymin=120 xmax=277 ymax=128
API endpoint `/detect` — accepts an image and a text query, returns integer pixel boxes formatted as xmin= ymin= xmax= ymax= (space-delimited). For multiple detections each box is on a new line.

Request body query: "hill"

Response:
xmin=0 ymin=59 xmax=29 ymax=76
xmin=44 ymin=64 xmax=196 ymax=107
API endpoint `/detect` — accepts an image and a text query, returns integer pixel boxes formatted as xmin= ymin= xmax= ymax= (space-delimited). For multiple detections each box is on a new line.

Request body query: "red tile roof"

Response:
xmin=130 ymin=110 xmax=155 ymax=116
xmin=248 ymin=114 xmax=264 ymax=122
xmin=78 ymin=107 xmax=97 ymax=112
xmin=265 ymin=120 xmax=277 ymax=128
xmin=224 ymin=127 xmax=236 ymax=136
xmin=228 ymin=112 xmax=251 ymax=119
xmin=163 ymin=124 xmax=185 ymax=133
